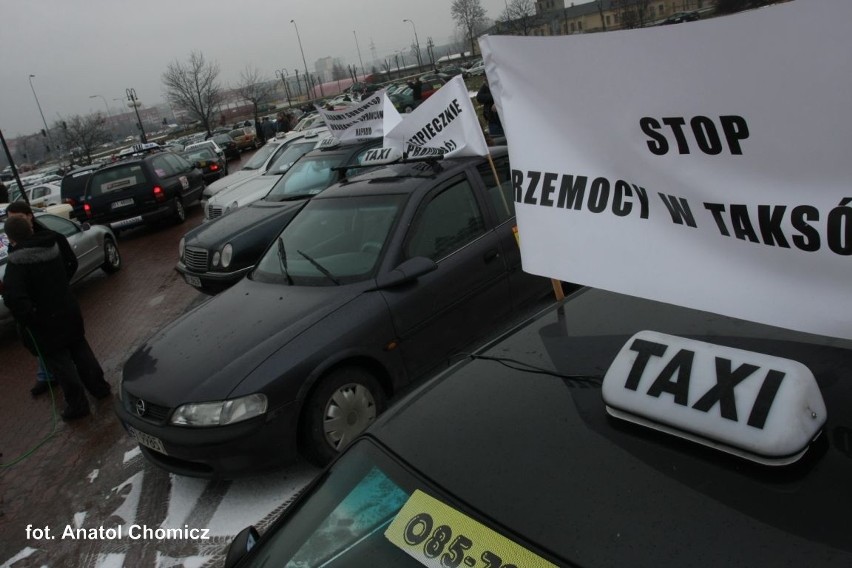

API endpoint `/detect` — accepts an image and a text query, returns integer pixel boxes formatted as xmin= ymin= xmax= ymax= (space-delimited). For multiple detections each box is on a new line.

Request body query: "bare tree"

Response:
xmin=501 ymin=0 xmax=536 ymax=35
xmin=162 ymin=51 xmax=223 ymax=135
xmin=613 ymin=0 xmax=651 ymax=29
xmin=234 ymin=65 xmax=277 ymax=127
xmin=451 ymin=0 xmax=488 ymax=57
xmin=596 ymin=0 xmax=608 ymax=31
xmin=56 ymin=115 xmax=110 ymax=165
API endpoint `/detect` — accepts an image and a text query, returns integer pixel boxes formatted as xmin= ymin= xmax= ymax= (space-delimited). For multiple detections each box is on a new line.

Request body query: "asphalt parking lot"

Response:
xmin=0 ymin=152 xmax=321 ymax=567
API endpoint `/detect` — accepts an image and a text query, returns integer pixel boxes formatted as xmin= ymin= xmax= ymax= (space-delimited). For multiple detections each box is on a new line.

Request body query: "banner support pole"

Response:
xmin=486 ymin=151 xmax=564 ymax=302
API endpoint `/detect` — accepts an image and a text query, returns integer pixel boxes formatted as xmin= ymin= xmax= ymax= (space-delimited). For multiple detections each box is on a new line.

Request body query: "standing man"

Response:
xmin=262 ymin=117 xmax=276 ymax=141
xmin=0 ymin=181 xmax=8 ymax=203
xmin=6 ymin=200 xmax=78 ymax=395
xmin=408 ymin=77 xmax=423 ymax=103
xmin=3 ymin=217 xmax=111 ymax=420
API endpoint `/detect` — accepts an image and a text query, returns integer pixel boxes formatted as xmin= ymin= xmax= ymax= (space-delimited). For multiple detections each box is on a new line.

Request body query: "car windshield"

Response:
xmin=243 ymin=141 xmax=281 ymax=170
xmin=253 ymin=194 xmax=406 ymax=286
xmin=244 ymin=440 xmax=552 ymax=567
xmin=264 ymin=154 xmax=347 ymax=201
xmin=265 ymin=141 xmax=318 ymax=175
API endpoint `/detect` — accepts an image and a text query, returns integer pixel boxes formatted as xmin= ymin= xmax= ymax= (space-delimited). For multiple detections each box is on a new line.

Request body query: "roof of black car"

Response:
xmin=317 ymin=146 xmax=509 ymax=199
xmin=366 ymin=287 xmax=852 ymax=566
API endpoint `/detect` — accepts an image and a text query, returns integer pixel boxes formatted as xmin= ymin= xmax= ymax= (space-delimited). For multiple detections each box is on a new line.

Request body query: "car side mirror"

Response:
xmin=224 ymin=526 xmax=260 ymax=568
xmin=375 ymin=256 xmax=437 ymax=289
xmin=81 ymin=222 xmax=91 ymax=231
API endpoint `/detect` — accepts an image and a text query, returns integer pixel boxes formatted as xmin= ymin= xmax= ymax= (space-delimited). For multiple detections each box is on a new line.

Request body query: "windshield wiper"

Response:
xmin=297 ymin=250 xmax=340 ymax=285
xmin=277 ymin=237 xmax=293 ymax=285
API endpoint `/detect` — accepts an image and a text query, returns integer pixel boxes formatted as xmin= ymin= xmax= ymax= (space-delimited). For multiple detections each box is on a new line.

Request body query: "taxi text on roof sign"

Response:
xmin=601 ymin=331 xmax=826 ymax=466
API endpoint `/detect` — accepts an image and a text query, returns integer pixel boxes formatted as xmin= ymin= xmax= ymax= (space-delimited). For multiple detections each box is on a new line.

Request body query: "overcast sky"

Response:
xmin=0 ymin=0 xmax=532 ymax=137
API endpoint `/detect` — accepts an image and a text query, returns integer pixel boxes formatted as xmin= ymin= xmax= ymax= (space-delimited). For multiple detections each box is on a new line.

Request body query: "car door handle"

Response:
xmin=483 ymin=249 xmax=499 ymax=263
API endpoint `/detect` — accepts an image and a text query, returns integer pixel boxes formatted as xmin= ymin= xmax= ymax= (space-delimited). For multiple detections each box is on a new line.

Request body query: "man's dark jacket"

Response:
xmin=2 ymin=231 xmax=84 ymax=355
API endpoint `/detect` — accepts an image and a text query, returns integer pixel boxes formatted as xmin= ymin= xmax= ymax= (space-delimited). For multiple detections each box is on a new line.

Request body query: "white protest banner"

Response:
xmin=384 ymin=75 xmax=489 ymax=159
xmin=480 ymin=0 xmax=852 ymax=340
xmin=315 ymin=90 xmax=402 ymax=143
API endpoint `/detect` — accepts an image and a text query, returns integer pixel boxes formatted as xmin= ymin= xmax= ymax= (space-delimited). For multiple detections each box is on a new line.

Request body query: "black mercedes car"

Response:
xmin=116 ymin=149 xmax=551 ymax=477
xmin=176 ymin=139 xmax=380 ymax=293
xmin=223 ymin=287 xmax=852 ymax=567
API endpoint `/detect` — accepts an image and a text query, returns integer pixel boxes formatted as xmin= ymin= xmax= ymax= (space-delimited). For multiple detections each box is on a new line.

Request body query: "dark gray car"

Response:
xmin=116 ymin=149 xmax=551 ymax=477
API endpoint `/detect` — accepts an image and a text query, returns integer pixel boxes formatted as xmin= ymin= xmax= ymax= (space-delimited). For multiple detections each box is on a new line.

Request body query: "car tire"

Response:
xmin=300 ymin=366 xmax=386 ymax=466
xmin=174 ymin=197 xmax=186 ymax=224
xmin=101 ymin=237 xmax=122 ymax=273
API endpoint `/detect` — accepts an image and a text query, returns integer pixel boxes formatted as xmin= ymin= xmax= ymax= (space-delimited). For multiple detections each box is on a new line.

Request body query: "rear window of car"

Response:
xmin=89 ymin=165 xmax=147 ymax=197
xmin=229 ymin=129 xmax=245 ymax=138
xmin=60 ymin=168 xmax=96 ymax=198
xmin=184 ymin=148 xmax=216 ymax=161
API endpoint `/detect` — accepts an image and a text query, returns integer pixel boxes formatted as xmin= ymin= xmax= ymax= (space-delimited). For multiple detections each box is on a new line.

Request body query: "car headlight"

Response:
xmin=178 ymin=237 xmax=185 ymax=261
xmin=212 ymin=251 xmax=221 ymax=266
xmin=224 ymin=201 xmax=239 ymax=215
xmin=221 ymin=244 xmax=234 ymax=268
xmin=170 ymin=394 xmax=267 ymax=427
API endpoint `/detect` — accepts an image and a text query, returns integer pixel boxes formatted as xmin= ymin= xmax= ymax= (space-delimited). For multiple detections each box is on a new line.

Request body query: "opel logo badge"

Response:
xmin=135 ymin=399 xmax=147 ymax=417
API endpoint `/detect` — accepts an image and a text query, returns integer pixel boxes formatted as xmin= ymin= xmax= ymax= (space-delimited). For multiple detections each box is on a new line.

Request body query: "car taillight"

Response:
xmin=210 ymin=164 xmax=219 ymax=172
xmin=153 ymin=186 xmax=166 ymax=202
xmin=64 ymin=197 xmax=77 ymax=206
xmin=83 ymin=203 xmax=92 ymax=218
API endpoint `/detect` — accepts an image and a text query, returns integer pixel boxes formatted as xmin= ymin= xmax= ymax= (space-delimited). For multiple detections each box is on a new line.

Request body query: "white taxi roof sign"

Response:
xmin=316 ymin=136 xmax=339 ymax=149
xmin=361 ymin=147 xmax=402 ymax=166
xmin=602 ymin=331 xmax=827 ymax=466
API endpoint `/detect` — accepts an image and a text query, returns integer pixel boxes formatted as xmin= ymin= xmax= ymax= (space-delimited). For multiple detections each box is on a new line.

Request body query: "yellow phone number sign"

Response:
xmin=385 ymin=490 xmax=557 ymax=568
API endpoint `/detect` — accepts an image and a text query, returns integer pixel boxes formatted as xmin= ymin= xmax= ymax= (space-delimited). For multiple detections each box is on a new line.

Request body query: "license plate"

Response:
xmin=127 ymin=425 xmax=167 ymax=455
xmin=184 ymin=274 xmax=202 ymax=288
xmin=111 ymin=198 xmax=134 ymax=209
xmin=110 ymin=216 xmax=143 ymax=229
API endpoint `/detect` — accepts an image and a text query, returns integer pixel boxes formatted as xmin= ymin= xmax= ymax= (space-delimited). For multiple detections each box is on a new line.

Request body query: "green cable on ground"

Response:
xmin=0 ymin=328 xmax=59 ymax=468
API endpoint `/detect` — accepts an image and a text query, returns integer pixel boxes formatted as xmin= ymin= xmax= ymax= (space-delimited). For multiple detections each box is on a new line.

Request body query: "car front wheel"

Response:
xmin=101 ymin=238 xmax=121 ymax=273
xmin=300 ymin=366 xmax=386 ymax=466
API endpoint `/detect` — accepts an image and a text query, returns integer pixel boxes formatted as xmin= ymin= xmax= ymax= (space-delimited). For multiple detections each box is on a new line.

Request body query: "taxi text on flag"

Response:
xmin=479 ymin=0 xmax=852 ymax=340
xmin=315 ymin=90 xmax=402 ymax=143
xmin=384 ymin=75 xmax=489 ymax=159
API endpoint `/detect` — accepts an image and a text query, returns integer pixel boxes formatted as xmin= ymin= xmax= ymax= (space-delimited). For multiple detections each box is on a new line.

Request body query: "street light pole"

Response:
xmin=353 ymin=30 xmax=366 ymax=80
xmin=403 ymin=19 xmax=422 ymax=68
xmin=90 ymin=94 xmax=115 ymax=143
xmin=28 ymin=74 xmax=54 ymax=156
xmin=276 ymin=69 xmax=293 ymax=108
xmin=291 ymin=19 xmax=315 ymax=100
xmin=126 ymin=88 xmax=147 ymax=143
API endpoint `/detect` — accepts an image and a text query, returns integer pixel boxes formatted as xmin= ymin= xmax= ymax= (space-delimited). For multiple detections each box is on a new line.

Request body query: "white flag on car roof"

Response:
xmin=315 ymin=90 xmax=402 ymax=144
xmin=384 ymin=75 xmax=489 ymax=159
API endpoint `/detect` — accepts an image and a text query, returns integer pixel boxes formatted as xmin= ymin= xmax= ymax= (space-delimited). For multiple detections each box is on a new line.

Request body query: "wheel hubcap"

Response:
xmin=322 ymin=384 xmax=377 ymax=450
xmin=107 ymin=244 xmax=119 ymax=266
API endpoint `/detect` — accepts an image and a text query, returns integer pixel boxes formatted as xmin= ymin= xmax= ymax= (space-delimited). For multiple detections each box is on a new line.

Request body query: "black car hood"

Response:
xmin=373 ymin=289 xmax=852 ymax=566
xmin=123 ymin=277 xmax=366 ymax=405
xmin=185 ymin=199 xmax=306 ymax=248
